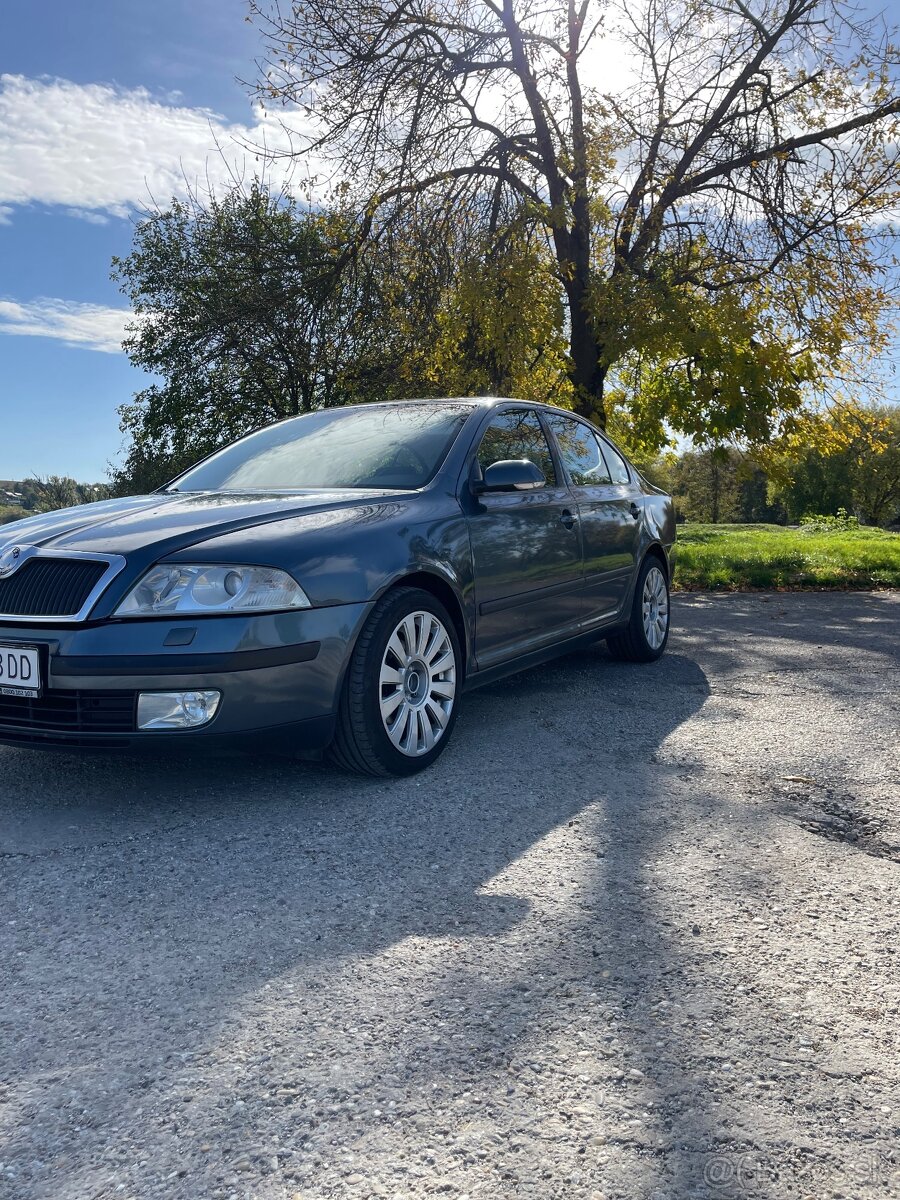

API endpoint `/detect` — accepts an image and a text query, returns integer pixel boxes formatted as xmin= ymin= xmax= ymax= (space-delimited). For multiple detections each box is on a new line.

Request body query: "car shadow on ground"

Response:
xmin=2 ymin=596 xmax=897 ymax=1198
xmin=1 ymin=641 xmax=715 ymax=1197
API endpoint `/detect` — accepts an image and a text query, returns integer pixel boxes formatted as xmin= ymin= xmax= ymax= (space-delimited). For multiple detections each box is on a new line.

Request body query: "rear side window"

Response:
xmin=477 ymin=410 xmax=556 ymax=485
xmin=598 ymin=437 xmax=631 ymax=484
xmin=544 ymin=412 xmax=612 ymax=486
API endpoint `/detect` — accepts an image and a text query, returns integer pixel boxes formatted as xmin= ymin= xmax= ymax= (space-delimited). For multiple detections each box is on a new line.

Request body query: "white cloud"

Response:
xmin=0 ymin=77 xmax=325 ymax=356
xmin=0 ymin=74 xmax=320 ymax=220
xmin=0 ymin=298 xmax=133 ymax=353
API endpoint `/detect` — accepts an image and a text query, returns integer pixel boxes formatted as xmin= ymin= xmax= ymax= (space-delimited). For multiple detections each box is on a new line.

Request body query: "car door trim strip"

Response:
xmin=478 ymin=576 xmax=584 ymax=617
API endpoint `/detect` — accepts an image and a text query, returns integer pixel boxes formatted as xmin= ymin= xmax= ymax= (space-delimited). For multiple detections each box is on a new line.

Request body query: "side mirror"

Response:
xmin=476 ymin=459 xmax=546 ymax=493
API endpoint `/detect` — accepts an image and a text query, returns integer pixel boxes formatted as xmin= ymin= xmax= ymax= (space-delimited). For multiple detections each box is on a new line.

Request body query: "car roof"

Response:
xmin=339 ymin=396 xmax=575 ymax=414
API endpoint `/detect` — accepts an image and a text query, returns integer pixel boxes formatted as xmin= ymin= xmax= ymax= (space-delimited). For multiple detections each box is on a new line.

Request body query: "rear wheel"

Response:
xmin=606 ymin=556 xmax=670 ymax=663
xmin=329 ymin=587 xmax=461 ymax=776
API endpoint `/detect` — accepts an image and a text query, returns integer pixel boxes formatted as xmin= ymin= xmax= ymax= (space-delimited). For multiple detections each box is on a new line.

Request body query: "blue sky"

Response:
xmin=0 ymin=0 xmax=269 ymax=481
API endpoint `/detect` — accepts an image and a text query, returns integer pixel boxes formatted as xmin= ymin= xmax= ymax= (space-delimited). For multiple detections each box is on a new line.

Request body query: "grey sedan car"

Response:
xmin=0 ymin=398 xmax=674 ymax=775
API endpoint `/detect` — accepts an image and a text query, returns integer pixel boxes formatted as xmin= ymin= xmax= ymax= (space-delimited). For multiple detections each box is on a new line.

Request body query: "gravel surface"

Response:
xmin=1 ymin=592 xmax=898 ymax=1200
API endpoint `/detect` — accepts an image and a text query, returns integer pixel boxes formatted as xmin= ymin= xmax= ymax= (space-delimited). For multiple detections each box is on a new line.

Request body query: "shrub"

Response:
xmin=800 ymin=508 xmax=860 ymax=533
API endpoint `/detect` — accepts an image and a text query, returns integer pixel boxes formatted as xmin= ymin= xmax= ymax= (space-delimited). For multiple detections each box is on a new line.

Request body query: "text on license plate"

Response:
xmin=0 ymin=644 xmax=42 ymax=698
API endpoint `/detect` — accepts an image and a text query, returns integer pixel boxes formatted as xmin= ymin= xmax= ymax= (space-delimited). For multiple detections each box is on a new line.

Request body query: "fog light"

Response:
xmin=137 ymin=690 xmax=222 ymax=730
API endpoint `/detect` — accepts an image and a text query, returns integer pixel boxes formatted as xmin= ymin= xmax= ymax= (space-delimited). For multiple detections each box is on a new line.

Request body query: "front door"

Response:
xmin=465 ymin=408 xmax=584 ymax=667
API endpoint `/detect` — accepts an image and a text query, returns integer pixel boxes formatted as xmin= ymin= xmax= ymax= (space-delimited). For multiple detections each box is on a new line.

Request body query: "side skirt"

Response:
xmin=462 ymin=623 xmax=626 ymax=694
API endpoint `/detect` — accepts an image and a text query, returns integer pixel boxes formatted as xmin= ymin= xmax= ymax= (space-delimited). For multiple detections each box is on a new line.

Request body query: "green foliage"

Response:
xmin=112 ymin=183 xmax=584 ymax=493
xmin=664 ymin=405 xmax=900 ymax=532
xmin=675 ymin=524 xmax=900 ymax=590
xmin=767 ymin=405 xmax=900 ymax=527
xmin=0 ymin=479 xmax=111 ymax=518
xmin=596 ymin=271 xmax=815 ymax=449
xmin=111 ymin=184 xmax=412 ymax=493
xmin=768 ymin=447 xmax=856 ymax=524
xmin=671 ymin=447 xmax=786 ymax=525
xmin=420 ymin=227 xmax=572 ymax=404
xmin=627 ymin=451 xmax=677 ymax=497
xmin=30 ymin=476 xmax=79 ymax=511
xmin=800 ymin=509 xmax=860 ymax=533
xmin=850 ymin=407 xmax=900 ymax=527
xmin=20 ymin=477 xmax=112 ymax=513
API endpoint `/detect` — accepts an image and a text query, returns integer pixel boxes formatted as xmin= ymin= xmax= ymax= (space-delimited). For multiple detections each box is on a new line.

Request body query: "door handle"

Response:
xmin=629 ymin=502 xmax=641 ymax=520
xmin=560 ymin=509 xmax=577 ymax=530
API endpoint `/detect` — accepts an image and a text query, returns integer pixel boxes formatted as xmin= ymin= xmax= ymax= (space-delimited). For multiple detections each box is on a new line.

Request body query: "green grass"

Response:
xmin=0 ymin=505 xmax=26 ymax=526
xmin=674 ymin=523 xmax=900 ymax=590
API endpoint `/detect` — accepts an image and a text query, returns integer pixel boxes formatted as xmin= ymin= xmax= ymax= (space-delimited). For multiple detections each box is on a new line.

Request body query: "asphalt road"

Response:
xmin=1 ymin=592 xmax=898 ymax=1200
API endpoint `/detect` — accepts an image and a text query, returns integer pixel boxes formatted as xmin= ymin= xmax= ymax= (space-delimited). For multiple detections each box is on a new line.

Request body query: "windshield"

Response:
xmin=169 ymin=403 xmax=474 ymax=492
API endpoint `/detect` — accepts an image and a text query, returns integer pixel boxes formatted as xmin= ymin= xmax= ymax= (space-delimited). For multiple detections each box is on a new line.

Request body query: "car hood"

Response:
xmin=0 ymin=490 xmax=403 ymax=559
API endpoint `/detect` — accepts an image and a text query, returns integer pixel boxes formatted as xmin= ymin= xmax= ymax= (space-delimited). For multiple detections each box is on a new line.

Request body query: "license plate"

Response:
xmin=0 ymin=644 xmax=42 ymax=698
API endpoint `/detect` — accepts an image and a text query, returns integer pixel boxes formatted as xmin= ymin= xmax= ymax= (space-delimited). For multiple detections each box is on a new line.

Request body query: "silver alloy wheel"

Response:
xmin=379 ymin=610 xmax=457 ymax=757
xmin=642 ymin=565 xmax=669 ymax=650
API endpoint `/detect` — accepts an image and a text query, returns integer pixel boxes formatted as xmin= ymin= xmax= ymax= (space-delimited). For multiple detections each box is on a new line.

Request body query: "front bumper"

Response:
xmin=0 ymin=602 xmax=372 ymax=753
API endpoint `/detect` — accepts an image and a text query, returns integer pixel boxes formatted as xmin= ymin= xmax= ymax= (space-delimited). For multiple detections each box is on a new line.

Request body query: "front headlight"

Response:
xmin=114 ymin=564 xmax=311 ymax=617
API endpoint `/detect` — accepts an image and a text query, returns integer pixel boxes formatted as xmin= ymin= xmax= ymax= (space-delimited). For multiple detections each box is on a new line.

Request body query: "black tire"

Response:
xmin=328 ymin=587 xmax=463 ymax=776
xmin=606 ymin=555 xmax=670 ymax=663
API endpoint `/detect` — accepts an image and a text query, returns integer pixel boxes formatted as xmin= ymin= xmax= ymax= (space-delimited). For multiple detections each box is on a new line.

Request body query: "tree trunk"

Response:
xmin=566 ymin=281 xmax=607 ymax=428
xmin=710 ymin=453 xmax=720 ymax=524
xmin=561 ymin=0 xmax=607 ymax=431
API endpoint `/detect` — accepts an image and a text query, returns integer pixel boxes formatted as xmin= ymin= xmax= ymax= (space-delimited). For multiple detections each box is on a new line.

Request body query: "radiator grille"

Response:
xmin=0 ymin=558 xmax=108 ymax=617
xmin=0 ymin=689 xmax=136 ymax=744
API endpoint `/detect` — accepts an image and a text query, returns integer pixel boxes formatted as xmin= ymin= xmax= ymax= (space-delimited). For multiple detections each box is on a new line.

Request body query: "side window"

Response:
xmin=544 ymin=412 xmax=612 ymax=486
xmin=476 ymin=410 xmax=556 ymax=485
xmin=598 ymin=437 xmax=631 ymax=485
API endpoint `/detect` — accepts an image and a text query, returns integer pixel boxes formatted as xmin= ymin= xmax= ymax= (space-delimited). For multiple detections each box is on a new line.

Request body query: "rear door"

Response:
xmin=464 ymin=407 xmax=584 ymax=666
xmin=542 ymin=411 xmax=642 ymax=624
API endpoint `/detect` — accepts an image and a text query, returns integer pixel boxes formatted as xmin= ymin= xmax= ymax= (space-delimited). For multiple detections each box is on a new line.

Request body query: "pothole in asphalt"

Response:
xmin=791 ymin=794 xmax=900 ymax=863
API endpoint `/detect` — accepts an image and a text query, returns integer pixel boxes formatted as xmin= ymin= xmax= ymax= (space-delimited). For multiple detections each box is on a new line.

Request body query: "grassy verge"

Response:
xmin=674 ymin=523 xmax=900 ymax=590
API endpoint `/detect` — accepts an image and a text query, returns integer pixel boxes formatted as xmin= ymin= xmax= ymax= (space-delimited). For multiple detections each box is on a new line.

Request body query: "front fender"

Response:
xmin=163 ymin=491 xmax=475 ymax=616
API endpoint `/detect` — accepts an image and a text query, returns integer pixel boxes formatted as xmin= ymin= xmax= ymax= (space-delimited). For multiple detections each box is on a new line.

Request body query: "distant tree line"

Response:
xmin=0 ymin=477 xmax=112 ymax=525
xmin=642 ymin=405 xmax=900 ymax=527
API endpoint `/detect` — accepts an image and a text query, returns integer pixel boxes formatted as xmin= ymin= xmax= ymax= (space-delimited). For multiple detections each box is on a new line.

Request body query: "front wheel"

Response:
xmin=329 ymin=587 xmax=462 ymax=776
xmin=606 ymin=556 xmax=670 ymax=663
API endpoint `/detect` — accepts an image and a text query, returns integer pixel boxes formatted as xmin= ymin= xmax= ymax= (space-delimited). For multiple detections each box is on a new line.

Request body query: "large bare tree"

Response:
xmin=252 ymin=0 xmax=899 ymax=426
